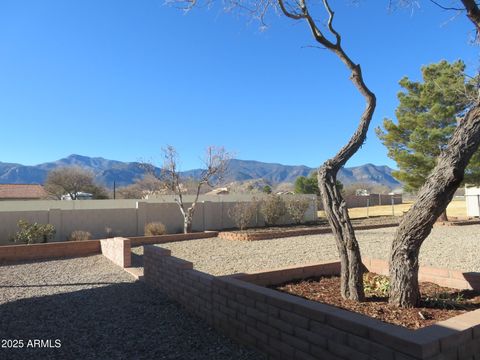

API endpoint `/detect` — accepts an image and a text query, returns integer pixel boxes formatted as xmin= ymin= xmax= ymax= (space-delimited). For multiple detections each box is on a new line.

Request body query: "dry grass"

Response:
xmin=318 ymin=199 xmax=467 ymax=219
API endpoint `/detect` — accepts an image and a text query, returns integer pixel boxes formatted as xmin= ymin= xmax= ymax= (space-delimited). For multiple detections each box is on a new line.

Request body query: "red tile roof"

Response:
xmin=0 ymin=184 xmax=48 ymax=200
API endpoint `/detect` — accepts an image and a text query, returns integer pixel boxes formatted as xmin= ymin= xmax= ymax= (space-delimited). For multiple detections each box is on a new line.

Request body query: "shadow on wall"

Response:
xmin=0 ymin=281 xmax=265 ymax=360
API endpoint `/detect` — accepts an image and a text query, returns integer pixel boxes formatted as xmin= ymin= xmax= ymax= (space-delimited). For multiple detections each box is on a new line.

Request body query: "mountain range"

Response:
xmin=0 ymin=154 xmax=401 ymax=190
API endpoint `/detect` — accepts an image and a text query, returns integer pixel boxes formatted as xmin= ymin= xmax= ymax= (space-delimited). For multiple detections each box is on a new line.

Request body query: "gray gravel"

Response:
xmin=0 ymin=255 xmax=265 ymax=360
xmin=131 ymin=225 xmax=480 ymax=275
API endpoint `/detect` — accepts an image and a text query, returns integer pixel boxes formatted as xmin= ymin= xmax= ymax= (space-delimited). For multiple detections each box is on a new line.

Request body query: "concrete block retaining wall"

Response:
xmin=0 ymin=240 xmax=101 ymax=263
xmin=100 ymin=237 xmax=131 ymax=268
xmin=218 ymin=223 xmax=399 ymax=241
xmin=0 ymin=232 xmax=217 ymax=264
xmin=144 ymin=247 xmax=480 ymax=360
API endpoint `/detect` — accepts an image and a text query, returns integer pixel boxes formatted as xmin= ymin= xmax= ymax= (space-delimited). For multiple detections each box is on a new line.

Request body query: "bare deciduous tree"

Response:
xmin=148 ymin=145 xmax=231 ymax=233
xmin=172 ymin=0 xmax=375 ymax=301
xmin=44 ymin=167 xmax=108 ymax=200
xmin=117 ymin=174 xmax=165 ymax=199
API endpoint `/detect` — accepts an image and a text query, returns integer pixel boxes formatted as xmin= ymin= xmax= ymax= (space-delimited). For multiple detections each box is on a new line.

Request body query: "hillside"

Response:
xmin=0 ymin=155 xmax=401 ymax=189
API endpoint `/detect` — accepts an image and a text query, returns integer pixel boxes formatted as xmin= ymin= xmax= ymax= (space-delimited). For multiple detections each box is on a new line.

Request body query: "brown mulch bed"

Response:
xmin=273 ymin=273 xmax=480 ymax=330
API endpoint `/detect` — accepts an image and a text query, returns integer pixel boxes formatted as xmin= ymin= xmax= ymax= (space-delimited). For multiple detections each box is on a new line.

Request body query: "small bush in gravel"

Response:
xmin=145 ymin=222 xmax=167 ymax=236
xmin=68 ymin=230 xmax=92 ymax=241
xmin=228 ymin=201 xmax=257 ymax=230
xmin=12 ymin=220 xmax=56 ymax=244
xmin=285 ymin=196 xmax=310 ymax=224
xmin=260 ymin=195 xmax=287 ymax=226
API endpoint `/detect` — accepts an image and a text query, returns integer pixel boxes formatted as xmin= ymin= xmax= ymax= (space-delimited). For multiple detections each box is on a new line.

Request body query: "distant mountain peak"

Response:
xmin=0 ymin=155 xmax=401 ymax=190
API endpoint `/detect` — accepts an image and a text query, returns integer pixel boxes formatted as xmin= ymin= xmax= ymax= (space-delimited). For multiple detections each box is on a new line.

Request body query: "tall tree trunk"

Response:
xmin=316 ymin=62 xmax=376 ymax=302
xmin=183 ymin=206 xmax=195 ymax=234
xmin=318 ymin=168 xmax=366 ymax=300
xmin=276 ymin=0 xmax=376 ymax=300
xmin=389 ymin=105 xmax=480 ymax=307
xmin=436 ymin=209 xmax=448 ymax=222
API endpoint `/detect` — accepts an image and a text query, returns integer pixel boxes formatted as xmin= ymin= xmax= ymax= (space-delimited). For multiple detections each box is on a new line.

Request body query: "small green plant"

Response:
xmin=285 ymin=196 xmax=311 ymax=224
xmin=12 ymin=220 xmax=56 ymax=244
xmin=228 ymin=201 xmax=257 ymax=230
xmin=68 ymin=230 xmax=92 ymax=241
xmin=363 ymin=273 xmax=390 ymax=297
xmin=144 ymin=222 xmax=166 ymax=236
xmin=424 ymin=291 xmax=467 ymax=310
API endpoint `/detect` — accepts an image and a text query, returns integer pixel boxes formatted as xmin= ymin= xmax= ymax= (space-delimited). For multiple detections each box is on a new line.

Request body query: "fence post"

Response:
xmin=48 ymin=208 xmax=62 ymax=241
xmin=221 ymin=200 xmax=224 ymax=230
xmin=477 ymin=195 xmax=480 ymax=217
xmin=366 ymin=198 xmax=370 ymax=218
xmin=391 ymin=195 xmax=395 ymax=217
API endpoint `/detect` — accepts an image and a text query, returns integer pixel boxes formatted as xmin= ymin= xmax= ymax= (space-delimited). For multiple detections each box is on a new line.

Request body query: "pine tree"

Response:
xmin=376 ymin=60 xmax=479 ymax=220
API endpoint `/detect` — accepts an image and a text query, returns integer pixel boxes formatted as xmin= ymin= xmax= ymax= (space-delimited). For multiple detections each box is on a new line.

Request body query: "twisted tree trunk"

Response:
xmin=436 ymin=209 xmax=448 ymax=222
xmin=317 ymin=62 xmax=376 ymax=300
xmin=389 ymin=104 xmax=480 ymax=307
xmin=388 ymin=0 xmax=480 ymax=308
xmin=277 ymin=0 xmax=377 ymax=301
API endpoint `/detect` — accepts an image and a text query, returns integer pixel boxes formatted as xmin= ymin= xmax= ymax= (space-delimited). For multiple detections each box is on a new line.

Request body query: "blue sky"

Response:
xmin=0 ymin=0 xmax=478 ymax=170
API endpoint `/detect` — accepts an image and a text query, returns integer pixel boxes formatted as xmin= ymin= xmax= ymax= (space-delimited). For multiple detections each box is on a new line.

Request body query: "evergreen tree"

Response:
xmin=294 ymin=173 xmax=342 ymax=196
xmin=376 ymin=60 xmax=479 ymax=201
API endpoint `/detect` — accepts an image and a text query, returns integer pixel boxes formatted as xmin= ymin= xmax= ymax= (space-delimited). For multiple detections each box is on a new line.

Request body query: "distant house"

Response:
xmin=0 ymin=184 xmax=48 ymax=200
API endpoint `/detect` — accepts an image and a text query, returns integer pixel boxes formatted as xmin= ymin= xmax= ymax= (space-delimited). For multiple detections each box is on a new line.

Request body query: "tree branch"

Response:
xmin=278 ymin=0 xmax=304 ymax=19
xmin=430 ymin=0 xmax=464 ymax=11
xmin=461 ymin=0 xmax=480 ymax=29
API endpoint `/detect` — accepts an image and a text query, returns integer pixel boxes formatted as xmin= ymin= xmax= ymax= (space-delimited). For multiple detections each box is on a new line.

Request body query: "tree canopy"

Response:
xmin=44 ymin=167 xmax=109 ymax=200
xmin=295 ymin=173 xmax=343 ymax=196
xmin=376 ymin=60 xmax=480 ymax=193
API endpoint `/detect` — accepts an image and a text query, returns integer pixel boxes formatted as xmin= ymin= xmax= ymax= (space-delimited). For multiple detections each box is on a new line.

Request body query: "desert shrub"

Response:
xmin=69 ymin=230 xmax=92 ymax=241
xmin=144 ymin=222 xmax=166 ymax=236
xmin=12 ymin=220 xmax=56 ymax=244
xmin=260 ymin=195 xmax=287 ymax=226
xmin=285 ymin=196 xmax=311 ymax=224
xmin=228 ymin=201 xmax=257 ymax=230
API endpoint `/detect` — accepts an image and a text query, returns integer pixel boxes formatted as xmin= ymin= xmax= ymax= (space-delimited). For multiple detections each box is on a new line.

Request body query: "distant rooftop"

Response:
xmin=0 ymin=184 xmax=47 ymax=200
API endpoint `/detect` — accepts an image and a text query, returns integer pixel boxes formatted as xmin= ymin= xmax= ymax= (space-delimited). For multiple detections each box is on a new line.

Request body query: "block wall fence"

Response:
xmin=0 ymin=195 xmax=317 ymax=244
xmin=317 ymin=194 xmax=402 ymax=211
xmin=144 ymin=246 xmax=480 ymax=360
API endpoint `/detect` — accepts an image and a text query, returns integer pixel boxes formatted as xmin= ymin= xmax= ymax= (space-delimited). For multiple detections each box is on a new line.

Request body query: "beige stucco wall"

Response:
xmin=0 ymin=195 xmax=317 ymax=244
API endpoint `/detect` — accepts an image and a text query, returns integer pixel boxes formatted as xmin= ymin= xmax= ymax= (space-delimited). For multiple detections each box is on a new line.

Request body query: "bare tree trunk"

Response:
xmin=315 ymin=60 xmax=375 ymax=301
xmin=183 ymin=206 xmax=195 ymax=234
xmin=275 ymin=0 xmax=378 ymax=301
xmin=318 ymin=168 xmax=366 ymax=300
xmin=389 ymin=105 xmax=480 ymax=307
xmin=436 ymin=209 xmax=448 ymax=222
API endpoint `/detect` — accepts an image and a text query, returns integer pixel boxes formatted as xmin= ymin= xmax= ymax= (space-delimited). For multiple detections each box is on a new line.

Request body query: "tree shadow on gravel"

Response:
xmin=131 ymin=251 xmax=144 ymax=268
xmin=0 ymin=281 xmax=264 ymax=360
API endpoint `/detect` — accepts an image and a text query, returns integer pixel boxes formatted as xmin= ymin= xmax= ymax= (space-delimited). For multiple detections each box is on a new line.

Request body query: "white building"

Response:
xmin=465 ymin=186 xmax=480 ymax=217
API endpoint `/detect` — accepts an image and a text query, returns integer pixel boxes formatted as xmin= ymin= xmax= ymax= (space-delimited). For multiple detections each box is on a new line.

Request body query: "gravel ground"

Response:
xmin=132 ymin=225 xmax=480 ymax=275
xmin=0 ymin=255 xmax=264 ymax=360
